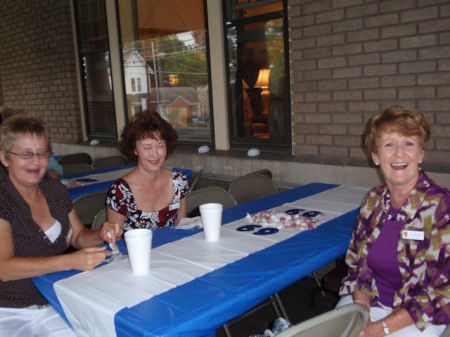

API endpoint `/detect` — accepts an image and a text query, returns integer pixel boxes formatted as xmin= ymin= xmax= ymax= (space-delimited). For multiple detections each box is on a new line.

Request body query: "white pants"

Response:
xmin=0 ymin=305 xmax=77 ymax=337
xmin=337 ymin=296 xmax=446 ymax=337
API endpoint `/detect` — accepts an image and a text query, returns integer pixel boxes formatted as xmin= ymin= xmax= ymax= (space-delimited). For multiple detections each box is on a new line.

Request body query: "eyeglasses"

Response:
xmin=7 ymin=150 xmax=53 ymax=160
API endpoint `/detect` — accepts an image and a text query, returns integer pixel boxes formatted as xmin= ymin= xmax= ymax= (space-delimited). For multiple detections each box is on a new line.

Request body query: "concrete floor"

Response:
xmin=215 ymin=276 xmax=340 ymax=337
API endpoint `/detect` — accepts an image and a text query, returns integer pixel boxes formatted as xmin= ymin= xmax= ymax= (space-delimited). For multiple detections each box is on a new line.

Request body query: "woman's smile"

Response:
xmin=372 ymin=131 xmax=424 ymax=192
xmin=135 ymin=134 xmax=167 ymax=173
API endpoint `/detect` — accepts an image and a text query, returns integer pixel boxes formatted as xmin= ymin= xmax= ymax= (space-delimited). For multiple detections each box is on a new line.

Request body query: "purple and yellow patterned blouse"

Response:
xmin=339 ymin=171 xmax=450 ymax=330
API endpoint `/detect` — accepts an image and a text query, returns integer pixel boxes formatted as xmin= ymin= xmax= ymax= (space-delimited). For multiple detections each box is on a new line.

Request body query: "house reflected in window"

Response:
xmin=118 ymin=0 xmax=211 ymax=143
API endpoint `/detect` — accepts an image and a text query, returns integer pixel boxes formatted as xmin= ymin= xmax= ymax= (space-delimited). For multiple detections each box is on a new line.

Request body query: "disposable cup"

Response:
xmin=124 ymin=228 xmax=152 ymax=275
xmin=199 ymin=203 xmax=223 ymax=242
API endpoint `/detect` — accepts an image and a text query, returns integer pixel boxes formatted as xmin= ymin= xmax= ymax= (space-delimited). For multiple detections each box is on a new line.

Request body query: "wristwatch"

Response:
xmin=381 ymin=320 xmax=390 ymax=335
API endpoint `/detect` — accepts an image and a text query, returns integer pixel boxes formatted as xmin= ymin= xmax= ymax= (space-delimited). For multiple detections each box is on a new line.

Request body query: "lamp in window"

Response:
xmin=168 ymin=74 xmax=179 ymax=86
xmin=254 ymin=68 xmax=270 ymax=116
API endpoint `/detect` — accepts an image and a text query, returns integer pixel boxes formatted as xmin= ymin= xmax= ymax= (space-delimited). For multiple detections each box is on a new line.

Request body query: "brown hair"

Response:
xmin=364 ymin=105 xmax=430 ymax=154
xmin=0 ymin=106 xmax=25 ymax=121
xmin=119 ymin=111 xmax=178 ymax=163
xmin=0 ymin=114 xmax=49 ymax=153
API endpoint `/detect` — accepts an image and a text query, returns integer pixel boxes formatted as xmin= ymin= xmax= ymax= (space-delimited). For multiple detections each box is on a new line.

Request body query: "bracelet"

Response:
xmin=381 ymin=320 xmax=390 ymax=335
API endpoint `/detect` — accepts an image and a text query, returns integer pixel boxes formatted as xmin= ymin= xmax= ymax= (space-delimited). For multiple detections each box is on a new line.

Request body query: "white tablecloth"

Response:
xmin=54 ymin=185 xmax=368 ymax=337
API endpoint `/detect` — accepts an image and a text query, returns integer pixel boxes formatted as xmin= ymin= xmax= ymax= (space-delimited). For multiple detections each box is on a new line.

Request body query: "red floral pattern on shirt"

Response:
xmin=106 ymin=170 xmax=189 ymax=231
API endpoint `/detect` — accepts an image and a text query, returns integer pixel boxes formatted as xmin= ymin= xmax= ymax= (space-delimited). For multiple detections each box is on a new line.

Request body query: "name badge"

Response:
xmin=169 ymin=202 xmax=180 ymax=211
xmin=401 ymin=230 xmax=424 ymax=241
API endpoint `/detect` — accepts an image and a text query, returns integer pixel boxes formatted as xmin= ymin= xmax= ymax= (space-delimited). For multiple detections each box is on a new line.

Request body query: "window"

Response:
xmin=137 ymin=78 xmax=142 ymax=92
xmin=74 ymin=0 xmax=117 ymax=141
xmin=225 ymin=0 xmax=290 ymax=148
xmin=117 ymin=0 xmax=211 ymax=143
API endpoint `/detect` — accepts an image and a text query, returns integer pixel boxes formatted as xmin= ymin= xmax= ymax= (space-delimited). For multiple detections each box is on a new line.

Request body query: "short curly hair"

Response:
xmin=119 ymin=111 xmax=178 ymax=163
xmin=0 ymin=114 xmax=49 ymax=153
xmin=364 ymin=105 xmax=430 ymax=154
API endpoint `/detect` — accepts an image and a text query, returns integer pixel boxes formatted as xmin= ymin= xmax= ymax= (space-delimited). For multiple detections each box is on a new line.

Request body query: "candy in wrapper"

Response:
xmin=246 ymin=210 xmax=322 ymax=231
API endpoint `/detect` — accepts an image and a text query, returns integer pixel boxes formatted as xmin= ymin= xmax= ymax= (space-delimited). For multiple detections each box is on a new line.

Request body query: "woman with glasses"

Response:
xmin=0 ymin=114 xmax=122 ymax=337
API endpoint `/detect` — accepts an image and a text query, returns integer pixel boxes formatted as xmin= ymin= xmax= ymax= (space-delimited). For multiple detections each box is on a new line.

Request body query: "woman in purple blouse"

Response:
xmin=338 ymin=106 xmax=449 ymax=337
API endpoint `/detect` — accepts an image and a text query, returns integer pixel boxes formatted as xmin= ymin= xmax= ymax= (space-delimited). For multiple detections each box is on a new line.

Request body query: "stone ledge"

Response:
xmin=51 ymin=142 xmax=450 ymax=189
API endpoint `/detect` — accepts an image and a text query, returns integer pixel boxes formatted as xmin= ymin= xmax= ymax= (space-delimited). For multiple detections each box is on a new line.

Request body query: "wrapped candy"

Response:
xmin=246 ymin=210 xmax=323 ymax=231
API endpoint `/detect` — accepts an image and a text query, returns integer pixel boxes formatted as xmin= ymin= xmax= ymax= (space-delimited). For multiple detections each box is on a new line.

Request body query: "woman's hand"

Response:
xmin=358 ymin=321 xmax=383 ymax=337
xmin=66 ymin=246 xmax=107 ymax=271
xmin=99 ymin=222 xmax=123 ymax=243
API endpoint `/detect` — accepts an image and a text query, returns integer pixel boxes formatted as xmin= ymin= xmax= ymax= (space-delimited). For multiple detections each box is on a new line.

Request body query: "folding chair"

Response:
xmin=223 ymin=174 xmax=288 ymax=337
xmin=57 ymin=152 xmax=92 ymax=165
xmin=222 ymin=292 xmax=289 ymax=337
xmin=186 ymin=186 xmax=237 ymax=217
xmin=91 ymin=207 xmax=107 ymax=231
xmin=310 ymin=255 xmax=347 ymax=307
xmin=61 ymin=162 xmax=92 ymax=176
xmin=92 ymin=156 xmax=128 ymax=170
xmin=227 ymin=173 xmax=278 ymax=205
xmin=276 ymin=303 xmax=369 ymax=337
xmin=244 ymin=168 xmax=272 ymax=179
xmin=187 ymin=168 xmax=203 ymax=193
xmin=73 ymin=190 xmax=108 ymax=227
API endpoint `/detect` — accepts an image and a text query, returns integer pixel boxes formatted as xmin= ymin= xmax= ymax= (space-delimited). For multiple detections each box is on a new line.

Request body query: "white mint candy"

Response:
xmin=198 ymin=145 xmax=210 ymax=154
xmin=247 ymin=148 xmax=260 ymax=157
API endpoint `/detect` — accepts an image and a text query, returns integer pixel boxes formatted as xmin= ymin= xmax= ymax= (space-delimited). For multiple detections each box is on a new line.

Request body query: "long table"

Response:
xmin=32 ymin=183 xmax=368 ymax=337
xmin=64 ymin=165 xmax=192 ymax=199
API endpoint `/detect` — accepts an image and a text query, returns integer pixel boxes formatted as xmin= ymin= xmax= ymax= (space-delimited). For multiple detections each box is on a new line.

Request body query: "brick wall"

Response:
xmin=288 ymin=0 xmax=450 ymax=166
xmin=0 ymin=0 xmax=81 ymax=142
xmin=0 ymin=77 xmax=3 ymax=107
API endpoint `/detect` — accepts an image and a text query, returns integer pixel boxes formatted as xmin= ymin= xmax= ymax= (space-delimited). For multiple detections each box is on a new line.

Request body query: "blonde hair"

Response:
xmin=364 ymin=105 xmax=430 ymax=154
xmin=0 ymin=114 xmax=49 ymax=153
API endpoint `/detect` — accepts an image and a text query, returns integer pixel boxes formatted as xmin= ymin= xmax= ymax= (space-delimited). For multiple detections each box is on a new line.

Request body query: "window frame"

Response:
xmin=223 ymin=0 xmax=291 ymax=150
xmin=73 ymin=0 xmax=119 ymax=142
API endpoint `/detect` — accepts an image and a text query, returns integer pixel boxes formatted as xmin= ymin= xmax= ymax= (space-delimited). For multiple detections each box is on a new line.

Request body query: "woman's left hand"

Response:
xmin=98 ymin=222 xmax=123 ymax=243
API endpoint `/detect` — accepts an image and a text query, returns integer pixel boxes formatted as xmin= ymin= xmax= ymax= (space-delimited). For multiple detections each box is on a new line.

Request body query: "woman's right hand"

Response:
xmin=99 ymin=222 xmax=123 ymax=244
xmin=67 ymin=246 xmax=107 ymax=271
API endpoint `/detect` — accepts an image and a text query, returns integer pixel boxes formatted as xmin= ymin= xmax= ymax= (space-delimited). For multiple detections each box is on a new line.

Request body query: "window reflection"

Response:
xmin=75 ymin=0 xmax=117 ymax=141
xmin=227 ymin=1 xmax=289 ymax=145
xmin=118 ymin=0 xmax=211 ymax=142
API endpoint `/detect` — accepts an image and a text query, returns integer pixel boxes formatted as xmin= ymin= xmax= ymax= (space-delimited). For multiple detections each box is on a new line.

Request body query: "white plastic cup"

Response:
xmin=199 ymin=203 xmax=223 ymax=242
xmin=124 ymin=228 xmax=152 ymax=275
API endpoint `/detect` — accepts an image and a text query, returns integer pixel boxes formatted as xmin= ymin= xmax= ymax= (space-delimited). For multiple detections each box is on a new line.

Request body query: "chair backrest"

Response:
xmin=186 ymin=186 xmax=237 ymax=215
xmin=227 ymin=173 xmax=278 ymax=205
xmin=188 ymin=168 xmax=203 ymax=193
xmin=91 ymin=207 xmax=107 ymax=231
xmin=73 ymin=190 xmax=108 ymax=227
xmin=61 ymin=162 xmax=92 ymax=176
xmin=276 ymin=303 xmax=369 ymax=337
xmin=57 ymin=152 xmax=92 ymax=165
xmin=92 ymin=156 xmax=128 ymax=170
xmin=245 ymin=168 xmax=272 ymax=179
